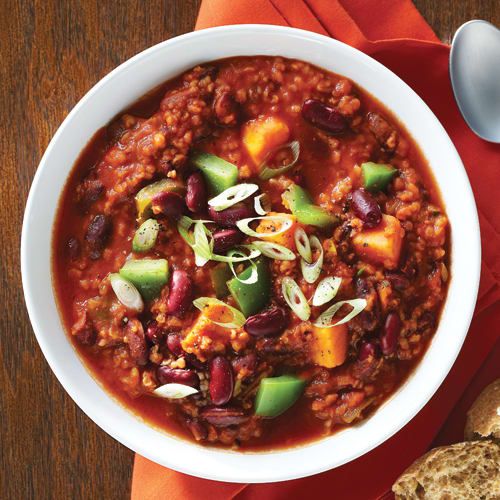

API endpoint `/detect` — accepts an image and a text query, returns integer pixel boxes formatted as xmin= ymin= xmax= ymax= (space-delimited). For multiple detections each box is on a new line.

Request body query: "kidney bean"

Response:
xmin=85 ymin=214 xmax=112 ymax=259
xmin=167 ymin=270 xmax=194 ymax=317
xmin=358 ymin=341 xmax=379 ymax=361
xmin=385 ymin=271 xmax=410 ymax=291
xmin=186 ymin=172 xmax=207 ymax=213
xmin=186 ymin=419 xmax=208 ymax=441
xmin=301 ymin=99 xmax=348 ymax=135
xmin=145 ymin=321 xmax=164 ymax=345
xmin=78 ymin=179 xmax=104 ymax=212
xmin=126 ymin=320 xmax=149 ymax=366
xmin=74 ymin=319 xmax=97 ymax=346
xmin=212 ymin=228 xmax=244 ymax=253
xmin=351 ymin=188 xmax=382 ymax=228
xmin=157 ymin=366 xmax=199 ymax=388
xmin=232 ymin=353 xmax=257 ymax=376
xmin=213 ymin=91 xmax=240 ymax=127
xmin=166 ymin=332 xmax=184 ymax=356
xmin=355 ymin=278 xmax=381 ymax=332
xmin=185 ymin=354 xmax=206 ymax=371
xmin=200 ymin=407 xmax=249 ymax=427
xmin=244 ymin=306 xmax=289 ymax=337
xmin=152 ymin=191 xmax=186 ymax=220
xmin=209 ymin=356 xmax=234 ymax=406
xmin=208 ymin=203 xmax=254 ymax=228
xmin=381 ymin=312 xmax=401 ymax=355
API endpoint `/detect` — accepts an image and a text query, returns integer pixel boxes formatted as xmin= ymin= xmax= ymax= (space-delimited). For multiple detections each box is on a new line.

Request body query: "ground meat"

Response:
xmin=366 ymin=111 xmax=399 ymax=153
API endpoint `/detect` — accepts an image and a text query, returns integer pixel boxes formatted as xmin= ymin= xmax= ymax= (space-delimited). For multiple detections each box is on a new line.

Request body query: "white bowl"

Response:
xmin=21 ymin=25 xmax=480 ymax=483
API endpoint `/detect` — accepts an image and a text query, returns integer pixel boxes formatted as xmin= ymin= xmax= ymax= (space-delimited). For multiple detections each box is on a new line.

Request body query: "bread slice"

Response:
xmin=392 ymin=440 xmax=500 ymax=499
xmin=465 ymin=379 xmax=500 ymax=441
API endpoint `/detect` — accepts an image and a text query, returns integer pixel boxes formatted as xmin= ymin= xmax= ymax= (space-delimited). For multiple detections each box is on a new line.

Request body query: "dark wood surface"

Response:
xmin=1 ymin=1 xmax=498 ymax=499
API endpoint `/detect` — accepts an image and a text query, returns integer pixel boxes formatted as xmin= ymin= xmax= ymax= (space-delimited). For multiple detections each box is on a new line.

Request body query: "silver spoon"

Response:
xmin=450 ymin=20 xmax=500 ymax=143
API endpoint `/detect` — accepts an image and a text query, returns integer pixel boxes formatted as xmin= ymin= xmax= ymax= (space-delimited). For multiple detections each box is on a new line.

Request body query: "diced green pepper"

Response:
xmin=361 ymin=162 xmax=397 ymax=192
xmin=119 ymin=259 xmax=169 ymax=301
xmin=255 ymin=375 xmax=305 ymax=417
xmin=132 ymin=219 xmax=160 ymax=253
xmin=135 ymin=179 xmax=185 ymax=222
xmin=191 ymin=152 xmax=239 ymax=196
xmin=210 ymin=263 xmax=232 ymax=298
xmin=282 ymin=184 xmax=338 ymax=228
xmin=227 ymin=258 xmax=271 ymax=316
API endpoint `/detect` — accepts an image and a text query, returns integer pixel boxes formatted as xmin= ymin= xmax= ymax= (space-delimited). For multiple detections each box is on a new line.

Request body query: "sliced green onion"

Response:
xmin=208 ymin=183 xmax=259 ymax=212
xmin=153 ymin=383 xmax=199 ymax=399
xmin=236 ymin=215 xmax=294 ymax=238
xmin=132 ymin=218 xmax=160 ymax=253
xmin=294 ymin=227 xmax=311 ymax=263
xmin=252 ymin=241 xmax=296 ymax=261
xmin=281 ymin=277 xmax=311 ymax=321
xmin=259 ymin=141 xmax=300 ymax=181
xmin=227 ymin=249 xmax=258 ymax=284
xmin=211 ymin=244 xmax=261 ymax=263
xmin=313 ymin=298 xmax=367 ymax=328
xmin=178 ymin=216 xmax=213 ymax=266
xmin=301 ymin=236 xmax=323 ymax=284
xmin=109 ymin=273 xmax=144 ymax=312
xmin=193 ymin=297 xmax=246 ymax=328
xmin=254 ymin=193 xmax=271 ymax=215
xmin=312 ymin=277 xmax=342 ymax=306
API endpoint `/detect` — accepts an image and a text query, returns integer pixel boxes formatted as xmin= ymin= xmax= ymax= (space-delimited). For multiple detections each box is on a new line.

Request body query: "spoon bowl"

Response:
xmin=450 ymin=20 xmax=500 ymax=143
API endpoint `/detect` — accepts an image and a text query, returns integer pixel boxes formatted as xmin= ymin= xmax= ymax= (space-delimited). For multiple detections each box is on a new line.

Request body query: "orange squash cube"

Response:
xmin=255 ymin=212 xmax=298 ymax=250
xmin=242 ymin=116 xmax=290 ymax=167
xmin=310 ymin=324 xmax=348 ymax=368
xmin=352 ymin=214 xmax=404 ymax=269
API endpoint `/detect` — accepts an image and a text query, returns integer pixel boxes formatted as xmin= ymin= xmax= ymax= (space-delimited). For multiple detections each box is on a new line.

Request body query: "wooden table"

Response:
xmin=1 ymin=1 xmax=498 ymax=498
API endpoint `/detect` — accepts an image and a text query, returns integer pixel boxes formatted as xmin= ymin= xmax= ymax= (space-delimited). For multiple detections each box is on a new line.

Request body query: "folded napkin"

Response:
xmin=132 ymin=1 xmax=500 ymax=498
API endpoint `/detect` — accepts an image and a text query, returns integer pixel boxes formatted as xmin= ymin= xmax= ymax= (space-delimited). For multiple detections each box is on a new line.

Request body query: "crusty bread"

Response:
xmin=465 ymin=379 xmax=500 ymax=441
xmin=392 ymin=440 xmax=500 ymax=499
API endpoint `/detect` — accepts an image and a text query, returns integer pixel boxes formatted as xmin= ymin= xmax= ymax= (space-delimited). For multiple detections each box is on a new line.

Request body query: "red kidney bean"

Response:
xmin=186 ymin=172 xmax=207 ymax=213
xmin=145 ymin=321 xmax=164 ymax=345
xmin=381 ymin=312 xmax=401 ymax=355
xmin=186 ymin=419 xmax=208 ymax=441
xmin=385 ymin=271 xmax=410 ymax=291
xmin=351 ymin=188 xmax=382 ymax=228
xmin=78 ymin=179 xmax=104 ymax=212
xmin=302 ymin=99 xmax=348 ymax=134
xmin=166 ymin=332 xmax=184 ymax=356
xmin=126 ymin=320 xmax=149 ymax=365
xmin=358 ymin=341 xmax=379 ymax=361
xmin=208 ymin=203 xmax=254 ymax=228
xmin=231 ymin=353 xmax=257 ymax=376
xmin=244 ymin=306 xmax=289 ymax=337
xmin=85 ymin=214 xmax=112 ymax=259
xmin=212 ymin=228 xmax=244 ymax=254
xmin=75 ymin=320 xmax=97 ymax=346
xmin=167 ymin=270 xmax=194 ymax=317
xmin=157 ymin=366 xmax=199 ymax=388
xmin=213 ymin=91 xmax=240 ymax=127
xmin=152 ymin=191 xmax=186 ymax=220
xmin=209 ymin=356 xmax=234 ymax=406
xmin=200 ymin=407 xmax=249 ymax=427
xmin=185 ymin=354 xmax=206 ymax=371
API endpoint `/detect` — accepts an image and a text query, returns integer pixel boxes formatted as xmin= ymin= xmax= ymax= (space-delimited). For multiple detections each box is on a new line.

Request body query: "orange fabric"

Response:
xmin=132 ymin=1 xmax=500 ymax=498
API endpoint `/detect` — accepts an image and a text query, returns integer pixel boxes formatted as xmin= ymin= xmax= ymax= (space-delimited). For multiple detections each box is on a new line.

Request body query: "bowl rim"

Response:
xmin=21 ymin=24 xmax=481 ymax=483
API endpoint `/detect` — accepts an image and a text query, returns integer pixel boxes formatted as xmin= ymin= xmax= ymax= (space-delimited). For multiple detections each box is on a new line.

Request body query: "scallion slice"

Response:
xmin=313 ymin=298 xmax=367 ymax=327
xmin=227 ymin=249 xmax=258 ymax=284
xmin=109 ymin=274 xmax=144 ymax=312
xmin=178 ymin=216 xmax=213 ymax=266
xmin=301 ymin=236 xmax=323 ymax=284
xmin=208 ymin=183 xmax=259 ymax=212
xmin=312 ymin=277 xmax=342 ymax=306
xmin=132 ymin=218 xmax=160 ymax=253
xmin=254 ymin=193 xmax=271 ymax=215
xmin=236 ymin=215 xmax=293 ymax=238
xmin=259 ymin=141 xmax=300 ymax=180
xmin=211 ymin=244 xmax=261 ymax=263
xmin=294 ymin=227 xmax=312 ymax=263
xmin=153 ymin=383 xmax=199 ymax=399
xmin=252 ymin=241 xmax=296 ymax=261
xmin=193 ymin=297 xmax=246 ymax=328
xmin=281 ymin=277 xmax=311 ymax=321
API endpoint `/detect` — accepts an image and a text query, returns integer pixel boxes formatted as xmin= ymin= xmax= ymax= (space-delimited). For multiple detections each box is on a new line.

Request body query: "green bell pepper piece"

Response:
xmin=255 ymin=375 xmax=306 ymax=417
xmin=282 ymin=184 xmax=338 ymax=228
xmin=119 ymin=259 xmax=169 ymax=301
xmin=361 ymin=162 xmax=397 ymax=192
xmin=210 ymin=263 xmax=232 ymax=299
xmin=135 ymin=179 xmax=185 ymax=222
xmin=227 ymin=258 xmax=271 ymax=316
xmin=191 ymin=152 xmax=239 ymax=196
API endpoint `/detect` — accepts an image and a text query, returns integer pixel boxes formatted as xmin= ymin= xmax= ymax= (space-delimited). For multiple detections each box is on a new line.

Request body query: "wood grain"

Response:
xmin=0 ymin=1 xmax=497 ymax=499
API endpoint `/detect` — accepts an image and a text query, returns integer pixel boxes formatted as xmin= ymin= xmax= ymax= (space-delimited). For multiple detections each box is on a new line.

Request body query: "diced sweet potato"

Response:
xmin=310 ymin=324 xmax=348 ymax=368
xmin=352 ymin=214 xmax=404 ymax=269
xmin=242 ymin=116 xmax=290 ymax=167
xmin=255 ymin=212 xmax=298 ymax=250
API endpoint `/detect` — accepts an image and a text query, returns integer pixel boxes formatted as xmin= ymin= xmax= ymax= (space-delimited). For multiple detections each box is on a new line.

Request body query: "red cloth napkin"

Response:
xmin=132 ymin=1 xmax=500 ymax=498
